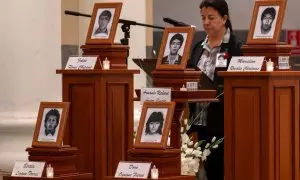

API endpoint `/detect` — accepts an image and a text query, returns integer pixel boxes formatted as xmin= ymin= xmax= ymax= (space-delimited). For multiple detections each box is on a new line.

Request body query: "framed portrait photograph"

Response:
xmin=32 ymin=102 xmax=70 ymax=148
xmin=86 ymin=2 xmax=122 ymax=44
xmin=247 ymin=1 xmax=286 ymax=44
xmin=156 ymin=27 xmax=195 ymax=70
xmin=134 ymin=102 xmax=175 ymax=149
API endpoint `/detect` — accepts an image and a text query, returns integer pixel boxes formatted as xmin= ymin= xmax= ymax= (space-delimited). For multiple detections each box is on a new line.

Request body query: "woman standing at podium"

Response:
xmin=187 ymin=0 xmax=243 ymax=179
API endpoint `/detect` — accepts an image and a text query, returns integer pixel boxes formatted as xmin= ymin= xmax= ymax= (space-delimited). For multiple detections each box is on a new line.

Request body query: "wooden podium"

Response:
xmin=56 ymin=69 xmax=139 ymax=180
xmin=218 ymin=71 xmax=300 ymax=180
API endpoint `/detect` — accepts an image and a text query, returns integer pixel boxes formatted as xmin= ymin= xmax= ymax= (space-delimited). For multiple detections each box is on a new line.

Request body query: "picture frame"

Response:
xmin=134 ymin=101 xmax=175 ymax=149
xmin=32 ymin=102 xmax=70 ymax=148
xmin=86 ymin=2 xmax=122 ymax=45
xmin=156 ymin=27 xmax=195 ymax=70
xmin=247 ymin=0 xmax=286 ymax=44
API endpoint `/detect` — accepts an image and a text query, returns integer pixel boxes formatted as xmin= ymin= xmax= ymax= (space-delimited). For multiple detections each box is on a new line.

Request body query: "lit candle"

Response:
xmin=180 ymin=84 xmax=187 ymax=91
xmin=151 ymin=165 xmax=159 ymax=179
xmin=103 ymin=57 xmax=110 ymax=70
xmin=46 ymin=164 xmax=54 ymax=178
xmin=266 ymin=58 xmax=274 ymax=71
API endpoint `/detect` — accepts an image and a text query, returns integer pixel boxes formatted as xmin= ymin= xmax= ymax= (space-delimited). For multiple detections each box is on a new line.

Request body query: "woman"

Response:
xmin=187 ymin=0 xmax=243 ymax=179
xmin=141 ymin=111 xmax=164 ymax=143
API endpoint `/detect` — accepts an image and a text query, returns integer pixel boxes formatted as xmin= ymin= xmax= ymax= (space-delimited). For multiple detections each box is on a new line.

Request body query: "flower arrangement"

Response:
xmin=180 ymin=119 xmax=224 ymax=176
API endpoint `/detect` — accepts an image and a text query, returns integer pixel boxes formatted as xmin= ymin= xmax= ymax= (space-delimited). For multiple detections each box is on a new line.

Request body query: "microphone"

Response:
xmin=163 ymin=17 xmax=191 ymax=27
xmin=65 ymin=10 xmax=91 ymax=17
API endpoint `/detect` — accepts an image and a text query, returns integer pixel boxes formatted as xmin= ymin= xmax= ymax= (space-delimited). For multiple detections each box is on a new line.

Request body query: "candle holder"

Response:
xmin=266 ymin=58 xmax=274 ymax=72
xmin=103 ymin=57 xmax=110 ymax=70
xmin=46 ymin=164 xmax=54 ymax=178
xmin=151 ymin=165 xmax=159 ymax=179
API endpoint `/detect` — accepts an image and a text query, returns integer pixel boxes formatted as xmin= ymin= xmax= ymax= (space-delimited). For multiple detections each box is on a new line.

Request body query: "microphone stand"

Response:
xmin=64 ymin=10 xmax=165 ymax=46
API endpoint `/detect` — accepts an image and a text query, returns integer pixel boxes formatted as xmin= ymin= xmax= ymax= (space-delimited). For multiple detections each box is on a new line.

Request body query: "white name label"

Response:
xmin=278 ymin=56 xmax=290 ymax=70
xmin=140 ymin=88 xmax=171 ymax=104
xmin=186 ymin=82 xmax=198 ymax=91
xmin=65 ymin=56 xmax=97 ymax=70
xmin=115 ymin=162 xmax=151 ymax=179
xmin=228 ymin=56 xmax=264 ymax=72
xmin=11 ymin=161 xmax=45 ymax=178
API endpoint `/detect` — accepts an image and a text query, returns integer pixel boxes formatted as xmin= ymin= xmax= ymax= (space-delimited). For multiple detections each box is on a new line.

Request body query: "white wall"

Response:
xmin=0 ymin=0 xmax=61 ymax=174
xmin=78 ymin=0 xmax=147 ymax=90
xmin=153 ymin=0 xmax=300 ymax=31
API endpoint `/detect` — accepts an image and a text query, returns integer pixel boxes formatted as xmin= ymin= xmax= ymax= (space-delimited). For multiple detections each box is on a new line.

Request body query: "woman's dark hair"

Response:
xmin=199 ymin=0 xmax=232 ymax=31
xmin=44 ymin=109 xmax=60 ymax=125
xmin=145 ymin=111 xmax=164 ymax=135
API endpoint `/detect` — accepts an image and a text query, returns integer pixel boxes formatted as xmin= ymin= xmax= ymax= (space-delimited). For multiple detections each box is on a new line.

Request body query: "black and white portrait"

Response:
xmin=91 ymin=8 xmax=115 ymax=39
xmin=253 ymin=6 xmax=279 ymax=39
xmin=141 ymin=108 xmax=168 ymax=143
xmin=38 ymin=108 xmax=62 ymax=142
xmin=162 ymin=33 xmax=187 ymax=65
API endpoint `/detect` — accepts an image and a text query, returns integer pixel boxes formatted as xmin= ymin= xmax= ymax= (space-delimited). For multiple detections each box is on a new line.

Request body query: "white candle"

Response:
xmin=266 ymin=59 xmax=274 ymax=71
xmin=46 ymin=164 xmax=54 ymax=178
xmin=103 ymin=57 xmax=110 ymax=70
xmin=180 ymin=85 xmax=187 ymax=91
xmin=151 ymin=165 xmax=159 ymax=179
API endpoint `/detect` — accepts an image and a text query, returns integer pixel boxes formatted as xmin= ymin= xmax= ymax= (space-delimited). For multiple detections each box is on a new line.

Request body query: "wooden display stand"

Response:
xmin=129 ymin=70 xmax=218 ymax=178
xmin=56 ymin=69 xmax=139 ymax=180
xmin=218 ymin=71 xmax=300 ymax=180
xmin=3 ymin=146 xmax=92 ymax=180
xmin=81 ymin=44 xmax=129 ymax=69
xmin=241 ymin=43 xmax=293 ymax=70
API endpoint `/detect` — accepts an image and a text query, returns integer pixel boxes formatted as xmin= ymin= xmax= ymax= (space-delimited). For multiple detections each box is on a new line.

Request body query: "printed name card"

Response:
xmin=115 ymin=162 xmax=151 ymax=179
xmin=278 ymin=56 xmax=290 ymax=70
xmin=11 ymin=161 xmax=45 ymax=178
xmin=65 ymin=56 xmax=97 ymax=70
xmin=140 ymin=88 xmax=171 ymax=104
xmin=227 ymin=56 xmax=264 ymax=72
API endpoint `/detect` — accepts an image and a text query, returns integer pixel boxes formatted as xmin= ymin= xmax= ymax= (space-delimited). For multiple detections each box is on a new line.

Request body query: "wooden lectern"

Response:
xmin=218 ymin=71 xmax=300 ymax=180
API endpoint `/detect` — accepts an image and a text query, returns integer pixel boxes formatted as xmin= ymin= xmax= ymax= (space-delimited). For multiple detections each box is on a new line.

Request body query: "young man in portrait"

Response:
xmin=44 ymin=109 xmax=60 ymax=136
xmin=162 ymin=33 xmax=184 ymax=65
xmin=260 ymin=7 xmax=276 ymax=35
xmin=93 ymin=10 xmax=112 ymax=38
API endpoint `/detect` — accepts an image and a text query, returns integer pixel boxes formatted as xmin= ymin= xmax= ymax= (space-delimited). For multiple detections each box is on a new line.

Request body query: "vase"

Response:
xmin=196 ymin=162 xmax=207 ymax=180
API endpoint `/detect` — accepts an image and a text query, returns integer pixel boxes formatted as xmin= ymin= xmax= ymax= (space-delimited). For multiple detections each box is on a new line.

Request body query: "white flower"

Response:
xmin=184 ymin=118 xmax=188 ymax=125
xmin=180 ymin=127 xmax=184 ymax=133
xmin=182 ymin=144 xmax=188 ymax=151
xmin=186 ymin=124 xmax=191 ymax=131
xmin=205 ymin=143 xmax=210 ymax=148
xmin=194 ymin=142 xmax=199 ymax=148
xmin=197 ymin=147 xmax=201 ymax=151
xmin=181 ymin=133 xmax=190 ymax=144
xmin=211 ymin=136 xmax=216 ymax=143
xmin=192 ymin=150 xmax=202 ymax=158
xmin=201 ymin=149 xmax=211 ymax=161
xmin=212 ymin=145 xmax=219 ymax=149
xmin=185 ymin=148 xmax=193 ymax=155
xmin=188 ymin=141 xmax=194 ymax=146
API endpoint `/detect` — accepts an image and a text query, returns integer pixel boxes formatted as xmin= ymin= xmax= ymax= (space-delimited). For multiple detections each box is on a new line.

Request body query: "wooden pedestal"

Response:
xmin=81 ymin=44 xmax=129 ymax=69
xmin=56 ymin=69 xmax=139 ymax=180
xmin=241 ymin=44 xmax=293 ymax=70
xmin=218 ymin=71 xmax=300 ymax=180
xmin=3 ymin=147 xmax=93 ymax=180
